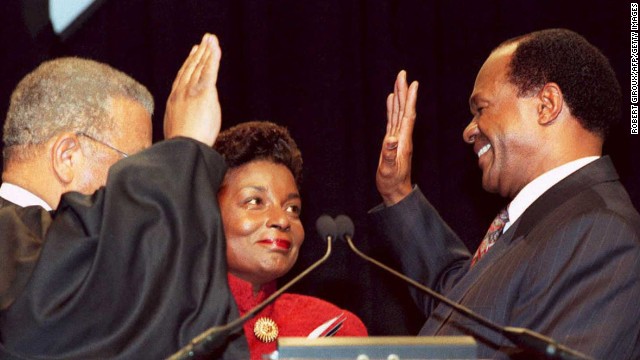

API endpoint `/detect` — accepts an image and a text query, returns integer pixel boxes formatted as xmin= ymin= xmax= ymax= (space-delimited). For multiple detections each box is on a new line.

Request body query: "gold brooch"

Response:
xmin=253 ymin=317 xmax=279 ymax=343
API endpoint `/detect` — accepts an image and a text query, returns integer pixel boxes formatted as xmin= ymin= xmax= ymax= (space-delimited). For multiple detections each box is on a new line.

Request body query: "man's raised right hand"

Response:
xmin=163 ymin=33 xmax=222 ymax=147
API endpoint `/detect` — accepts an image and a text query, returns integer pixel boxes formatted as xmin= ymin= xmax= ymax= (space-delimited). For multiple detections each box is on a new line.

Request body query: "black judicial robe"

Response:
xmin=0 ymin=138 xmax=249 ymax=359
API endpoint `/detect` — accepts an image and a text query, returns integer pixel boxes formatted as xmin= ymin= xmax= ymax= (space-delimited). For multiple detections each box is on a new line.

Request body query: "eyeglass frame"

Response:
xmin=75 ymin=132 xmax=129 ymax=158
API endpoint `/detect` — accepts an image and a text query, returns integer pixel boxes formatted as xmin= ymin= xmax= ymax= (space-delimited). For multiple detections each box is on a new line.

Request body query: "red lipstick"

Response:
xmin=257 ymin=239 xmax=291 ymax=250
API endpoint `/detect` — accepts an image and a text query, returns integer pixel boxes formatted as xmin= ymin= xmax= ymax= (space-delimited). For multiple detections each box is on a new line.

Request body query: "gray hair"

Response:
xmin=3 ymin=57 xmax=154 ymax=160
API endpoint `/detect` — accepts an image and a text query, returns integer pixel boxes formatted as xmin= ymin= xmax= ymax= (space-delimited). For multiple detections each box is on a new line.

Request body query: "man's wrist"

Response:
xmin=381 ymin=184 xmax=413 ymax=207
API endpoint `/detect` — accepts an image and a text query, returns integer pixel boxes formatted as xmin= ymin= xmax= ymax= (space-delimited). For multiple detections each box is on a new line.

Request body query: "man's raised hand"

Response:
xmin=376 ymin=70 xmax=419 ymax=206
xmin=164 ymin=33 xmax=222 ymax=146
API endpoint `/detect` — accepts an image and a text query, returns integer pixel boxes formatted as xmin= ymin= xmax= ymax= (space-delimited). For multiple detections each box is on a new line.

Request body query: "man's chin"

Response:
xmin=481 ymin=175 xmax=500 ymax=195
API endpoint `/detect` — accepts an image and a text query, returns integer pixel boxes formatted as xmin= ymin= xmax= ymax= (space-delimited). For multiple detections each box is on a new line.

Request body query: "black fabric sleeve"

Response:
xmin=0 ymin=138 xmax=248 ymax=359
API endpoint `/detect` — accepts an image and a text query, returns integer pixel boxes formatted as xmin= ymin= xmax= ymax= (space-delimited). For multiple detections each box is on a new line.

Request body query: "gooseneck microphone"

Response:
xmin=167 ymin=215 xmax=337 ymax=359
xmin=334 ymin=214 xmax=593 ymax=360
xmin=315 ymin=214 xmax=338 ymax=243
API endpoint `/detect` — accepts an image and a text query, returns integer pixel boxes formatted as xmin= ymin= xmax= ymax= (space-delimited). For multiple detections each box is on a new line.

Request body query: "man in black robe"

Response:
xmin=0 ymin=33 xmax=248 ymax=359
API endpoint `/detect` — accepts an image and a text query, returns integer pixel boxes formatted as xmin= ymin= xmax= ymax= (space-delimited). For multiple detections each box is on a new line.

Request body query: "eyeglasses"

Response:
xmin=76 ymin=132 xmax=129 ymax=158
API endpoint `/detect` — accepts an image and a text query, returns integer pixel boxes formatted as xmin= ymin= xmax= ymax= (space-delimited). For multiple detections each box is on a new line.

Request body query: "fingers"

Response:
xmin=172 ymin=44 xmax=202 ymax=91
xmin=188 ymin=45 xmax=212 ymax=91
xmin=388 ymin=70 xmax=411 ymax=137
xmin=184 ymin=34 xmax=215 ymax=88
xmin=400 ymin=80 xmax=419 ymax=137
xmin=391 ymin=73 xmax=401 ymax=135
xmin=377 ymin=71 xmax=418 ymax=206
xmin=382 ymin=70 xmax=416 ymax=156
xmin=171 ymin=44 xmax=203 ymax=92
xmin=395 ymin=71 xmax=407 ymax=132
xmin=386 ymin=93 xmax=394 ymax=134
xmin=405 ymin=81 xmax=419 ymax=117
xmin=189 ymin=34 xmax=222 ymax=90
xmin=171 ymin=34 xmax=212 ymax=92
xmin=207 ymin=35 xmax=222 ymax=85
xmin=163 ymin=33 xmax=223 ymax=146
xmin=379 ymin=73 xmax=418 ymax=171
xmin=171 ymin=46 xmax=197 ymax=92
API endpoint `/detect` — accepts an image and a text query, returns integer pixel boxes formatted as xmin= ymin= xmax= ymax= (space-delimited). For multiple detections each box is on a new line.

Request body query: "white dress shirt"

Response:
xmin=503 ymin=156 xmax=599 ymax=232
xmin=0 ymin=182 xmax=53 ymax=211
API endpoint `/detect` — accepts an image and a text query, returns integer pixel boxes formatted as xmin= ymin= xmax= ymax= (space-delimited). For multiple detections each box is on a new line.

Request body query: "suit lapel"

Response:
xmin=423 ymin=220 xmax=523 ymax=334
xmin=0 ymin=197 xmax=13 ymax=209
xmin=512 ymin=156 xmax=618 ymax=240
xmin=422 ymin=156 xmax=619 ymax=335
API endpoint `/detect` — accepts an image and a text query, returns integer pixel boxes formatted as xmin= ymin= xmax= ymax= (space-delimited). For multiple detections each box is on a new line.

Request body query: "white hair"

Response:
xmin=3 ymin=57 xmax=154 ymax=161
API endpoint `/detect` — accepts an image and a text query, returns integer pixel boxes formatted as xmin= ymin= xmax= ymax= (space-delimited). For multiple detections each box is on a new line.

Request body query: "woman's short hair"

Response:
xmin=214 ymin=121 xmax=303 ymax=187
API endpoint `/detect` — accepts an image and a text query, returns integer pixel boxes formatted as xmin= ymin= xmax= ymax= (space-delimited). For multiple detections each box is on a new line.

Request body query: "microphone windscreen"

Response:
xmin=335 ymin=214 xmax=355 ymax=240
xmin=316 ymin=214 xmax=337 ymax=241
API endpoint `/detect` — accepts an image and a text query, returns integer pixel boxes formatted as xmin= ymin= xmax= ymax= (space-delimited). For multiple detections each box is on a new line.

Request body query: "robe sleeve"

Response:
xmin=0 ymin=138 xmax=248 ymax=360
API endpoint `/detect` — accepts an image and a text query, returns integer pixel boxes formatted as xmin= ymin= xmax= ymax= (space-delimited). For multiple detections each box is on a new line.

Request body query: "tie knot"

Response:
xmin=488 ymin=207 xmax=509 ymax=233
xmin=497 ymin=207 xmax=509 ymax=224
xmin=471 ymin=206 xmax=510 ymax=267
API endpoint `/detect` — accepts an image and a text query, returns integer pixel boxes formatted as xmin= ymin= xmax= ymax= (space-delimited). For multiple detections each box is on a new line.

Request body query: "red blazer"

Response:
xmin=228 ymin=274 xmax=368 ymax=360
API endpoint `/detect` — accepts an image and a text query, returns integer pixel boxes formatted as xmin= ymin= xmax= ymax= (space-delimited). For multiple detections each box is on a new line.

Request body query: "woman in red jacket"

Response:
xmin=214 ymin=121 xmax=367 ymax=360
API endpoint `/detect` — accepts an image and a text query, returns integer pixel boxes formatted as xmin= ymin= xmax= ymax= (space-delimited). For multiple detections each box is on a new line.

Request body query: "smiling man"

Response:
xmin=370 ymin=29 xmax=640 ymax=359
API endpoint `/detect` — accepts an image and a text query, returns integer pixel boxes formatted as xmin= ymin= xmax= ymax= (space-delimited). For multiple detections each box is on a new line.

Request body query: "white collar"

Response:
xmin=503 ymin=156 xmax=599 ymax=232
xmin=0 ymin=182 xmax=53 ymax=211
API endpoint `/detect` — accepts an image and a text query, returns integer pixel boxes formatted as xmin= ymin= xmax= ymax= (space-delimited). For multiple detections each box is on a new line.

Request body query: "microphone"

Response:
xmin=167 ymin=215 xmax=337 ymax=359
xmin=316 ymin=214 xmax=338 ymax=242
xmin=334 ymin=214 xmax=593 ymax=360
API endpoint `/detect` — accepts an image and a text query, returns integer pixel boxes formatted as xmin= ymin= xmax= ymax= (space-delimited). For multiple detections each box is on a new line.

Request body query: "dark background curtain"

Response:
xmin=1 ymin=0 xmax=636 ymax=336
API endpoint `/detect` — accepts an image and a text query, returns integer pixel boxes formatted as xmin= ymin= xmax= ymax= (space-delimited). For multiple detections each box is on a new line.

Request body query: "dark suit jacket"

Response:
xmin=0 ymin=198 xmax=14 ymax=207
xmin=0 ymin=139 xmax=248 ymax=360
xmin=370 ymin=156 xmax=640 ymax=359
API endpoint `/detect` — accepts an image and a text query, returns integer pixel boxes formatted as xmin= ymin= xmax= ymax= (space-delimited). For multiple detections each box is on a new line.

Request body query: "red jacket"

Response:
xmin=228 ymin=274 xmax=368 ymax=360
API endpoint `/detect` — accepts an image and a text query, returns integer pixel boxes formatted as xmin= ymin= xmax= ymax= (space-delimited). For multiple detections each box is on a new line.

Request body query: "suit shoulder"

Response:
xmin=525 ymin=177 xmax=640 ymax=241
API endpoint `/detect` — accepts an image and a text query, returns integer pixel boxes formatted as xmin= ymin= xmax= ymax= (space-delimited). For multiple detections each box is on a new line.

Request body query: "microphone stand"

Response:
xmin=167 ymin=238 xmax=333 ymax=359
xmin=344 ymin=235 xmax=593 ymax=360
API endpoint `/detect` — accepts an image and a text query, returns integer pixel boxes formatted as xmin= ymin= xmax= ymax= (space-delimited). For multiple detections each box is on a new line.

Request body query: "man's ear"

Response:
xmin=51 ymin=133 xmax=82 ymax=185
xmin=537 ymin=82 xmax=564 ymax=126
